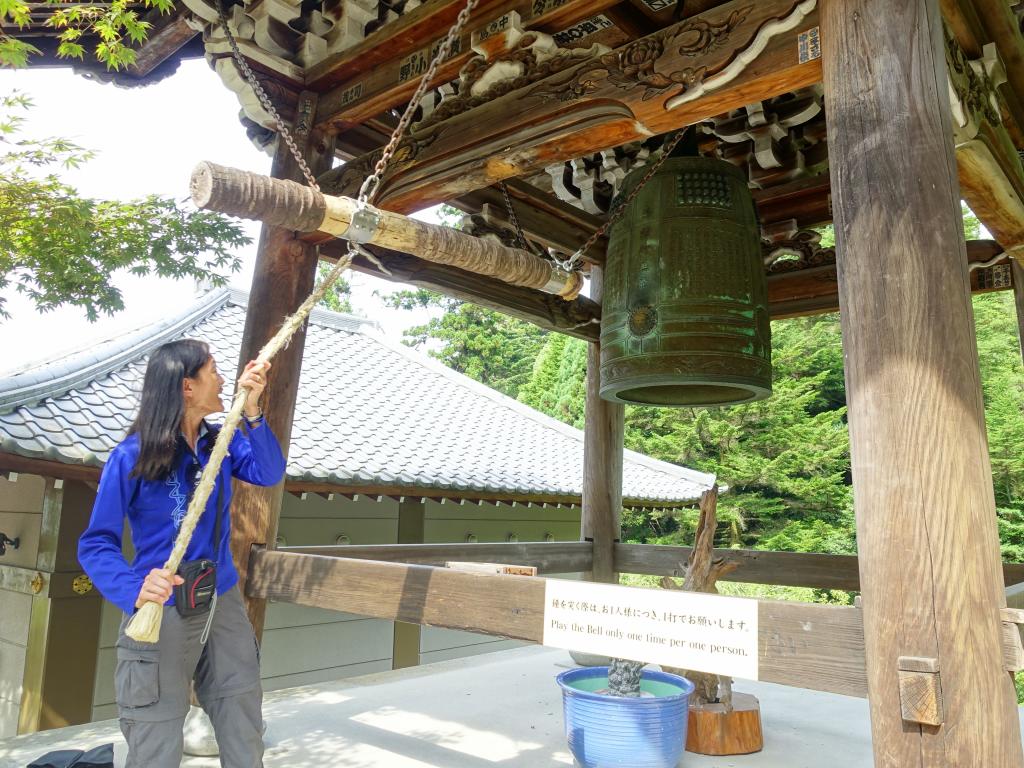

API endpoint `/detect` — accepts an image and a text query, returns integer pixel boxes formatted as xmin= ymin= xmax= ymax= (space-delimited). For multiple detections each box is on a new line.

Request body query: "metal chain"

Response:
xmin=557 ymin=130 xmax=687 ymax=271
xmin=499 ymin=181 xmax=536 ymax=253
xmin=358 ymin=0 xmax=480 ymax=205
xmin=220 ymin=0 xmax=477 ymax=273
xmin=218 ymin=2 xmax=320 ymax=191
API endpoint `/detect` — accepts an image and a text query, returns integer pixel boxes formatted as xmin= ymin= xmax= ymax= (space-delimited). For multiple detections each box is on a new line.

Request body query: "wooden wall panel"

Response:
xmin=0 ymin=511 xmax=42 ymax=570
xmin=0 ymin=475 xmax=46 ymax=513
xmin=423 ymin=500 xmax=580 ymax=523
xmin=260 ymin=618 xmax=394 ymax=680
xmin=0 ymin=590 xmax=32 ymax=647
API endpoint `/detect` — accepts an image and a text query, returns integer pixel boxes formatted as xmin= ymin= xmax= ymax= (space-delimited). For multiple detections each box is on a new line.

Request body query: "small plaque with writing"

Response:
xmin=543 ymin=579 xmax=759 ymax=679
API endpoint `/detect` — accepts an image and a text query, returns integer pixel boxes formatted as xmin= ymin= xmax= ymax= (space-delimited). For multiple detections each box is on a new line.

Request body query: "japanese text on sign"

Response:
xmin=476 ymin=12 xmax=512 ymax=43
xmin=553 ymin=15 xmax=614 ymax=47
xmin=532 ymin=0 xmax=568 ymax=15
xmin=543 ymin=579 xmax=759 ymax=679
xmin=399 ymin=37 xmax=464 ymax=83
xmin=798 ymin=27 xmax=821 ymax=64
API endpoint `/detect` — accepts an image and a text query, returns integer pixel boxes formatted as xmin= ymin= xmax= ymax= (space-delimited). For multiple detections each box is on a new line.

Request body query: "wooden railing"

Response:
xmin=249 ymin=548 xmax=871 ymax=696
xmin=615 ymin=543 xmax=1024 ymax=590
xmin=248 ymin=542 xmax=1024 ymax=699
xmin=280 ymin=541 xmax=592 ymax=574
xmin=281 ymin=541 xmax=1024 ymax=590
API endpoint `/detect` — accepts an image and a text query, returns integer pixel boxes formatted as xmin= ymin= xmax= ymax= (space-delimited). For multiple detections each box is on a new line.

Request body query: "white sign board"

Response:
xmin=542 ymin=580 xmax=759 ymax=680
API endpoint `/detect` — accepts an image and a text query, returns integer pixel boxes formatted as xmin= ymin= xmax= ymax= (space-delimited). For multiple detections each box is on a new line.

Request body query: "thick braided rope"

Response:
xmin=128 ymin=0 xmax=474 ymax=642
xmin=125 ymin=252 xmax=354 ymax=641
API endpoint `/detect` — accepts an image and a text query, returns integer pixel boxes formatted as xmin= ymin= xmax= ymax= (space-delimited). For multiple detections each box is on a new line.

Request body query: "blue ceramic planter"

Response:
xmin=556 ymin=667 xmax=694 ymax=768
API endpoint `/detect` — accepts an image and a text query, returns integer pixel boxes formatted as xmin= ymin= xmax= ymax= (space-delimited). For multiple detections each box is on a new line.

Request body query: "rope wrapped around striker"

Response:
xmin=190 ymin=162 xmax=584 ymax=300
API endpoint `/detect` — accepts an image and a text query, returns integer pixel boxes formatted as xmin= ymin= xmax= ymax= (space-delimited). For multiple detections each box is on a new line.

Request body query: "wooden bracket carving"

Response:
xmin=897 ymin=656 xmax=943 ymax=727
xmin=665 ymin=0 xmax=817 ymax=109
xmin=706 ymin=85 xmax=826 ymax=188
xmin=414 ymin=11 xmax=610 ymax=131
xmin=340 ymin=0 xmax=821 ymax=213
xmin=761 ymin=219 xmax=835 ymax=272
xmin=946 ymin=28 xmax=1024 ymax=257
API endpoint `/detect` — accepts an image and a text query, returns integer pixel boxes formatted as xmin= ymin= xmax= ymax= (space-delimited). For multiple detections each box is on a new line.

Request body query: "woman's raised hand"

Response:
xmin=238 ymin=360 xmax=271 ymax=417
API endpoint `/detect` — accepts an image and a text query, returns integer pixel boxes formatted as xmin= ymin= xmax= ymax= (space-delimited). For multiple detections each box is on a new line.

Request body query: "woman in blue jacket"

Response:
xmin=79 ymin=339 xmax=287 ymax=768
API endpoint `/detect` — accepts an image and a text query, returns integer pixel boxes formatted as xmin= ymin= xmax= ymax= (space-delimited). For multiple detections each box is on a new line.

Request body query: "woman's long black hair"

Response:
xmin=129 ymin=339 xmax=210 ymax=481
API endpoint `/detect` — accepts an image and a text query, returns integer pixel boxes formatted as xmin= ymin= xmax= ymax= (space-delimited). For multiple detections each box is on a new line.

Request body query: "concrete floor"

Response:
xmin=0 ymin=645 xmax=1010 ymax=768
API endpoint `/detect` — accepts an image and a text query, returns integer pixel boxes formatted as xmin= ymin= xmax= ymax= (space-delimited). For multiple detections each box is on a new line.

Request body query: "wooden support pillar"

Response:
xmin=232 ymin=92 xmax=336 ymax=638
xmin=821 ymin=2 xmax=1024 ymax=765
xmin=392 ymin=498 xmax=425 ymax=669
xmin=581 ymin=266 xmax=624 ymax=584
xmin=1013 ymin=260 xmax=1024 ymax=363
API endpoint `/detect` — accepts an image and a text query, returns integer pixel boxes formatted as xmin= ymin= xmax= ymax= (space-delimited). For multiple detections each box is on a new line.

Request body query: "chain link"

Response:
xmin=499 ymin=181 xmax=536 ymax=254
xmin=557 ymin=130 xmax=687 ymax=271
xmin=219 ymin=2 xmax=320 ymax=191
xmin=357 ymin=0 xmax=480 ymax=205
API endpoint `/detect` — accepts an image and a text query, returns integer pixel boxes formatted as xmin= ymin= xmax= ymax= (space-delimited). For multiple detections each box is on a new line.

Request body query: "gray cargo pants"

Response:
xmin=114 ymin=586 xmax=263 ymax=768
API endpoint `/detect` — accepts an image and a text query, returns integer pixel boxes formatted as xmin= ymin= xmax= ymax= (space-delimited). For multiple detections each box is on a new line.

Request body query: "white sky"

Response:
xmin=0 ymin=58 xmax=439 ymax=376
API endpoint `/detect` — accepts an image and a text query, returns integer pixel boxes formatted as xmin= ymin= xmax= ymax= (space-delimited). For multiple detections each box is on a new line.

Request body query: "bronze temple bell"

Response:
xmin=599 ymin=155 xmax=771 ymax=407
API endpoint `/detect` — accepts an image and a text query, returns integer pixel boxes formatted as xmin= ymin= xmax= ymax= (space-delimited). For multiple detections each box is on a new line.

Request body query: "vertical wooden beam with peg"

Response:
xmin=581 ymin=266 xmax=623 ymax=584
xmin=1013 ymin=260 xmax=1024 ymax=363
xmin=821 ymin=0 xmax=1024 ymax=764
xmin=232 ymin=91 xmax=337 ymax=638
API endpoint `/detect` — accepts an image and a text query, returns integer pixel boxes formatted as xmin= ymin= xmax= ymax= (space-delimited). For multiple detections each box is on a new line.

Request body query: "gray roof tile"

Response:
xmin=0 ymin=288 xmax=714 ymax=503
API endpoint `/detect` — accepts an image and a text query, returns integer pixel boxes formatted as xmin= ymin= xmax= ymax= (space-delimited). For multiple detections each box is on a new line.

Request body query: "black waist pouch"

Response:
xmin=174 ymin=558 xmax=217 ymax=616
xmin=173 ymin=468 xmax=222 ymax=617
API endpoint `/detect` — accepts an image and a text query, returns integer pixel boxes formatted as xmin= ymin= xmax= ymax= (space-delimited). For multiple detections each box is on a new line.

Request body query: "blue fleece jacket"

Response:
xmin=78 ymin=421 xmax=287 ymax=615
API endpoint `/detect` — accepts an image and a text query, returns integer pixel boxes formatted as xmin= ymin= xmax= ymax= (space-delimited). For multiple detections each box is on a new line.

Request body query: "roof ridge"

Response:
xmin=225 ymin=287 xmax=382 ymax=335
xmin=365 ymin=332 xmax=717 ymax=491
xmin=0 ymin=288 xmax=231 ymax=413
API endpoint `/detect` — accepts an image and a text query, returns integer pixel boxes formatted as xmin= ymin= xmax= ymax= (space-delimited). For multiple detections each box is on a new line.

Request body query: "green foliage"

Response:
xmin=0 ymin=92 xmax=249 ymax=320
xmin=1 ymin=0 xmax=174 ymax=70
xmin=395 ymin=212 xmax=1024 ymax=595
xmin=517 ymin=332 xmax=587 ymax=427
xmin=385 ymin=288 xmax=548 ymax=399
xmin=316 ymin=260 xmax=352 ymax=314
xmin=974 ymin=292 xmax=1024 ymax=508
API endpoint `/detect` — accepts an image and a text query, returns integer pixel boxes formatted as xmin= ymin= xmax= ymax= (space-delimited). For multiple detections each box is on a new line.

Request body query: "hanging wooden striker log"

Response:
xmin=188 ymin=162 xmax=584 ymax=300
xmin=599 ymin=156 xmax=771 ymax=407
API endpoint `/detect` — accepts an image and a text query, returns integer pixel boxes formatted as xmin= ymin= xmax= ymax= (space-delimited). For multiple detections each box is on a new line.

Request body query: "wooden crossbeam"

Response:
xmin=322 ymin=236 xmax=1010 ymax=336
xmin=614 ymin=543 xmax=1024 ymax=590
xmin=247 ymin=549 xmax=1024 ymax=696
xmin=451 ymin=180 xmax=608 ymax=263
xmin=280 ymin=541 xmax=593 ymax=574
xmin=128 ymin=9 xmax=196 ymax=78
xmin=321 ymin=0 xmax=823 ymax=213
xmin=319 ymin=241 xmax=602 ymax=341
xmin=312 ymin=0 xmax=623 ymax=130
xmin=768 ymin=239 xmax=1011 ymax=320
xmin=249 ymin=548 xmax=547 ymax=639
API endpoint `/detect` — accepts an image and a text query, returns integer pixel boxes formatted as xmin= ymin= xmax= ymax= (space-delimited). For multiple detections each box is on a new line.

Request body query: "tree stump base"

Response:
xmin=686 ymin=692 xmax=763 ymax=756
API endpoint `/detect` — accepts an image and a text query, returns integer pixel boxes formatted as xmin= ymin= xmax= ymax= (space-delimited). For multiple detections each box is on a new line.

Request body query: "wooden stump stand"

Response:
xmin=686 ymin=692 xmax=763 ymax=756
xmin=662 ymin=488 xmax=764 ymax=756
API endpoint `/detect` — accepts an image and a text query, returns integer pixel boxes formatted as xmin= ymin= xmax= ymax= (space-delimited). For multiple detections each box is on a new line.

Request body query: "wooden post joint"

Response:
xmin=1002 ymin=607 xmax=1024 ymax=672
xmin=897 ymin=656 xmax=943 ymax=727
